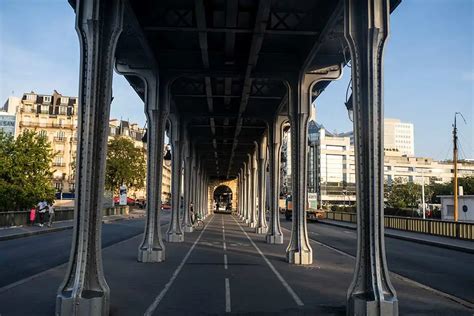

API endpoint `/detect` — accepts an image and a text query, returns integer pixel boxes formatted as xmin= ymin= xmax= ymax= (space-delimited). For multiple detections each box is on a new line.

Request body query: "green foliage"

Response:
xmin=105 ymin=137 xmax=146 ymax=194
xmin=0 ymin=130 xmax=55 ymax=211
xmin=385 ymin=178 xmax=422 ymax=209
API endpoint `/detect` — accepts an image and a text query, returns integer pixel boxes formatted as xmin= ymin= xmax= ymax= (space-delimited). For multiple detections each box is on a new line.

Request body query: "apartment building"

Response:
xmin=5 ymin=91 xmax=172 ymax=200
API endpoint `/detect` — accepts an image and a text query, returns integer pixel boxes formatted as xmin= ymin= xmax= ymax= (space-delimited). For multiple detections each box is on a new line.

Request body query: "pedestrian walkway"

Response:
xmin=0 ymin=213 xmax=471 ymax=315
xmin=0 ymin=209 xmax=146 ymax=241
xmin=320 ymin=219 xmax=474 ymax=253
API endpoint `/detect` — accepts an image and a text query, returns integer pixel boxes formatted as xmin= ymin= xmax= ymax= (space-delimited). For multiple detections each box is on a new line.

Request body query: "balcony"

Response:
xmin=52 ymin=162 xmax=66 ymax=167
xmin=54 ymin=137 xmax=66 ymax=142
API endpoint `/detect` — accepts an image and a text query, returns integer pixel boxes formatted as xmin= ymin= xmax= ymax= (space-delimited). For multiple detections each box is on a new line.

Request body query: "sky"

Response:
xmin=0 ymin=0 xmax=473 ymax=160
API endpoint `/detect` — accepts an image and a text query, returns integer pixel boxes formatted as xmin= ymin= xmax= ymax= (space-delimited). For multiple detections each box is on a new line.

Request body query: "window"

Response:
xmin=61 ymin=97 xmax=69 ymax=104
xmin=59 ymin=106 xmax=67 ymax=115
xmin=43 ymin=96 xmax=51 ymax=103
xmin=39 ymin=130 xmax=47 ymax=137
xmin=26 ymin=94 xmax=36 ymax=101
xmin=41 ymin=105 xmax=49 ymax=114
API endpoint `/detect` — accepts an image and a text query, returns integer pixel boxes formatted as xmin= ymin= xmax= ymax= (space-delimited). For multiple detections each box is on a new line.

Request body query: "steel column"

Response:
xmin=256 ymin=134 xmax=268 ymax=234
xmin=56 ymin=0 xmax=123 ymax=314
xmin=344 ymin=0 xmax=398 ymax=314
xmin=285 ymin=65 xmax=342 ymax=265
xmin=182 ymin=135 xmax=193 ymax=232
xmin=137 ymin=75 xmax=167 ymax=262
xmin=166 ymin=113 xmax=184 ymax=242
xmin=266 ymin=116 xmax=285 ymax=244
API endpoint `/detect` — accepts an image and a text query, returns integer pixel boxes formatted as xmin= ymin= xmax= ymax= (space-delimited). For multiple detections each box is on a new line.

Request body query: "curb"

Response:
xmin=0 ymin=216 xmax=139 ymax=242
xmin=318 ymin=220 xmax=474 ymax=254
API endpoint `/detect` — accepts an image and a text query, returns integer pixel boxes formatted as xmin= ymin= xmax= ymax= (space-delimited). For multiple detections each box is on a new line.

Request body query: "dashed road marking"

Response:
xmin=225 ymin=278 xmax=231 ymax=313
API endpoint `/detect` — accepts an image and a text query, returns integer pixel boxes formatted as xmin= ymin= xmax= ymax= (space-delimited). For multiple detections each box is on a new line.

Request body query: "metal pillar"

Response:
xmin=241 ymin=164 xmax=247 ymax=221
xmin=266 ymin=116 xmax=285 ymax=244
xmin=136 ymin=74 xmax=166 ymax=261
xmin=344 ymin=0 xmax=398 ymax=314
xmin=182 ymin=135 xmax=193 ymax=232
xmin=56 ymin=0 xmax=123 ymax=314
xmin=256 ymin=134 xmax=268 ymax=234
xmin=196 ymin=163 xmax=202 ymax=217
xmin=285 ymin=65 xmax=342 ymax=265
xmin=245 ymin=156 xmax=252 ymax=224
xmin=285 ymin=79 xmax=313 ymax=265
xmin=166 ymin=113 xmax=184 ymax=242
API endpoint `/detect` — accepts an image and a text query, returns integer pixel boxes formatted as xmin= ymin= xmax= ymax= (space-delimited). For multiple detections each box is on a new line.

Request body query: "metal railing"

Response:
xmin=324 ymin=211 xmax=474 ymax=240
xmin=0 ymin=206 xmax=129 ymax=228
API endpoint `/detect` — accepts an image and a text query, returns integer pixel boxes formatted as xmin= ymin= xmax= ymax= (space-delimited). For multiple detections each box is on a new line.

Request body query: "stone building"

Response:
xmin=5 ymin=91 xmax=172 ymax=200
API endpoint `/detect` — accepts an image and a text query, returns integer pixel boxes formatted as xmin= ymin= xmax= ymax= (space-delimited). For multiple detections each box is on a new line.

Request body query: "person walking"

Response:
xmin=47 ymin=203 xmax=55 ymax=227
xmin=36 ymin=200 xmax=47 ymax=227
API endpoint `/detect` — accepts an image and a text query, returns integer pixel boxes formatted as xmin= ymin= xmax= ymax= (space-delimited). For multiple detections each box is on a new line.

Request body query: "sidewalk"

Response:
xmin=0 ymin=209 xmax=146 ymax=241
xmin=319 ymin=219 xmax=474 ymax=254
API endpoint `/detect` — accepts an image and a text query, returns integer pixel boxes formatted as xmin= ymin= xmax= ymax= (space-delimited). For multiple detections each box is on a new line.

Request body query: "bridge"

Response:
xmin=1 ymin=0 xmax=473 ymax=315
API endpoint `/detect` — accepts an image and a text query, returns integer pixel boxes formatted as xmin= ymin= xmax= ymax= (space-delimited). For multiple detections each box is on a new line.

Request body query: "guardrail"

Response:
xmin=324 ymin=211 xmax=474 ymax=240
xmin=0 ymin=206 xmax=129 ymax=228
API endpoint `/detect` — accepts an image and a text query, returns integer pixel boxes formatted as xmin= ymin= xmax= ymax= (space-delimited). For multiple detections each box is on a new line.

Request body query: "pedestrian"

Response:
xmin=47 ymin=203 xmax=55 ymax=227
xmin=29 ymin=207 xmax=36 ymax=226
xmin=36 ymin=200 xmax=47 ymax=227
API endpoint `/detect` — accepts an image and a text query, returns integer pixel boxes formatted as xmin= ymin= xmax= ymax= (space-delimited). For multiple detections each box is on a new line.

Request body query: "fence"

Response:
xmin=0 ymin=206 xmax=129 ymax=228
xmin=324 ymin=211 xmax=474 ymax=241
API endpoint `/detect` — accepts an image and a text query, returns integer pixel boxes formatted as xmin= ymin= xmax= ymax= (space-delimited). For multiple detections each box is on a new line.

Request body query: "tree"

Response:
xmin=385 ymin=178 xmax=420 ymax=209
xmin=105 ymin=137 xmax=146 ymax=195
xmin=0 ymin=130 xmax=56 ymax=212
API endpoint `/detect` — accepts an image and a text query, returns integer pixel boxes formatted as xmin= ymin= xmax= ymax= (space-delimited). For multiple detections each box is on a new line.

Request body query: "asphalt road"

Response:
xmin=0 ymin=213 xmax=170 ymax=288
xmin=280 ymin=218 xmax=474 ymax=303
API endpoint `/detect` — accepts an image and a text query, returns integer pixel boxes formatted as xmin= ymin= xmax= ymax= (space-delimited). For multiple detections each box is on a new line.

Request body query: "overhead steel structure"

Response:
xmin=58 ymin=0 xmax=401 ymax=315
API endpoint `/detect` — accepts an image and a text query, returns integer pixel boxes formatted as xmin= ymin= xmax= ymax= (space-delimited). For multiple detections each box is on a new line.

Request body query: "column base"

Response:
xmin=248 ymin=222 xmax=256 ymax=228
xmin=266 ymin=234 xmax=283 ymax=244
xmin=56 ymin=290 xmax=108 ymax=316
xmin=256 ymin=226 xmax=268 ymax=234
xmin=347 ymin=295 xmax=398 ymax=316
xmin=244 ymin=218 xmax=250 ymax=224
xmin=166 ymin=233 xmax=184 ymax=242
xmin=182 ymin=225 xmax=193 ymax=233
xmin=138 ymin=247 xmax=165 ymax=262
xmin=286 ymin=248 xmax=313 ymax=265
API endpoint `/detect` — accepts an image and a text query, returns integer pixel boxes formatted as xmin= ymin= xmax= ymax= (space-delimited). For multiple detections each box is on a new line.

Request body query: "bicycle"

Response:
xmin=191 ymin=212 xmax=204 ymax=230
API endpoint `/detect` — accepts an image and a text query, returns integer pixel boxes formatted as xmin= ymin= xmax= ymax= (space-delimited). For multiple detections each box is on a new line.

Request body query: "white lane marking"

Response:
xmin=223 ymin=241 xmax=227 ymax=251
xmin=225 ymin=278 xmax=231 ymax=313
xmin=224 ymin=254 xmax=228 ymax=270
xmin=232 ymin=216 xmax=304 ymax=307
xmin=280 ymin=226 xmax=474 ymax=310
xmin=144 ymin=215 xmax=215 ymax=316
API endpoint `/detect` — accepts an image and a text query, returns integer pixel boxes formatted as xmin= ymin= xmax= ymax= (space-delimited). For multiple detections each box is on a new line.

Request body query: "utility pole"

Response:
xmin=453 ymin=112 xmax=466 ymax=222
xmin=421 ymin=169 xmax=426 ymax=219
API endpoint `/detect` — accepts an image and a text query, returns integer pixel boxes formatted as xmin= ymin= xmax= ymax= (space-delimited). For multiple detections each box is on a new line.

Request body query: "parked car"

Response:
xmin=161 ymin=203 xmax=171 ymax=210
xmin=113 ymin=196 xmax=136 ymax=205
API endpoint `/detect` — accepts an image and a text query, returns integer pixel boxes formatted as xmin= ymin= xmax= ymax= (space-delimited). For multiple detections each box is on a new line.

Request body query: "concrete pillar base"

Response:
xmin=56 ymin=291 xmax=108 ymax=316
xmin=256 ymin=226 xmax=268 ymax=234
xmin=286 ymin=249 xmax=313 ymax=265
xmin=244 ymin=219 xmax=250 ymax=224
xmin=248 ymin=222 xmax=256 ymax=228
xmin=166 ymin=233 xmax=184 ymax=242
xmin=182 ymin=225 xmax=194 ymax=233
xmin=266 ymin=234 xmax=283 ymax=244
xmin=347 ymin=297 xmax=398 ymax=316
xmin=138 ymin=248 xmax=165 ymax=263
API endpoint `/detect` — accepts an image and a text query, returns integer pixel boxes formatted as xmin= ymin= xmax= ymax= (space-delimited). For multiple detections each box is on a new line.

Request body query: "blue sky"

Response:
xmin=0 ymin=0 xmax=472 ymax=159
